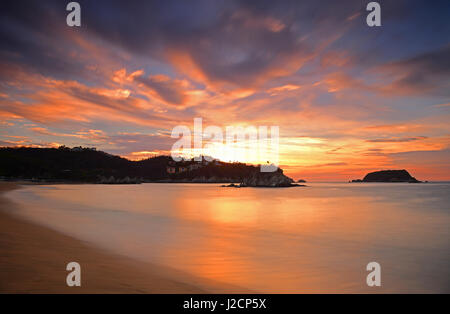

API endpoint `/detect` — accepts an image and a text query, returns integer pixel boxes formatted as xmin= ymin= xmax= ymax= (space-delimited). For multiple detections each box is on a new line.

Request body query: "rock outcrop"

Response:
xmin=239 ymin=170 xmax=299 ymax=187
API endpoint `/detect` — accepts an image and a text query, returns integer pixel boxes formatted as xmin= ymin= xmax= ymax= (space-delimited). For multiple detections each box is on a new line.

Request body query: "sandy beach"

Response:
xmin=0 ymin=182 xmax=245 ymax=294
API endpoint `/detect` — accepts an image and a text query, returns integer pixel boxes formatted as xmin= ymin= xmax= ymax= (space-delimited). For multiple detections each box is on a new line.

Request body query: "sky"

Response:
xmin=0 ymin=0 xmax=449 ymax=181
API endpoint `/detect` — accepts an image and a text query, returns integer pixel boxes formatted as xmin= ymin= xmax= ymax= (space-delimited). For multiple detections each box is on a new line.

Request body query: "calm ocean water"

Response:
xmin=6 ymin=182 xmax=450 ymax=293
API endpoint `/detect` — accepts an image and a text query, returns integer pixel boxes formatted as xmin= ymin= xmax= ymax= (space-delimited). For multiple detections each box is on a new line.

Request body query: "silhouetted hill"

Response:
xmin=0 ymin=146 xmax=136 ymax=182
xmin=0 ymin=146 xmax=294 ymax=186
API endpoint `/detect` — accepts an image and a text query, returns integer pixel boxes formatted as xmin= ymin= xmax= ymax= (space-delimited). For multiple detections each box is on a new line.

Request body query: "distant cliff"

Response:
xmin=352 ymin=170 xmax=421 ymax=183
xmin=0 ymin=146 xmax=296 ymax=186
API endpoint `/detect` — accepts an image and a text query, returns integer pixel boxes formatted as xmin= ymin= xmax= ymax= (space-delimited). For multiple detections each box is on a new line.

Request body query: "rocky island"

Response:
xmin=351 ymin=169 xmax=422 ymax=183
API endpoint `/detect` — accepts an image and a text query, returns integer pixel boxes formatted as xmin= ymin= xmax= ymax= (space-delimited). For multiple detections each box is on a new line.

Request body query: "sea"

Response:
xmin=5 ymin=182 xmax=450 ymax=293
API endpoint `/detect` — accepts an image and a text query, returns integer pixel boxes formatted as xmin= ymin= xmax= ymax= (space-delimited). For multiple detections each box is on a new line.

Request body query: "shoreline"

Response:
xmin=0 ymin=182 xmax=250 ymax=293
xmin=0 ymin=179 xmax=306 ymax=188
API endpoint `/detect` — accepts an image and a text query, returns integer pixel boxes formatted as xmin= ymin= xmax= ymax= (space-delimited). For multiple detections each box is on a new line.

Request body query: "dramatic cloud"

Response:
xmin=378 ymin=45 xmax=450 ymax=96
xmin=134 ymin=74 xmax=189 ymax=106
xmin=1 ymin=0 xmax=449 ymax=180
xmin=366 ymin=136 xmax=428 ymax=143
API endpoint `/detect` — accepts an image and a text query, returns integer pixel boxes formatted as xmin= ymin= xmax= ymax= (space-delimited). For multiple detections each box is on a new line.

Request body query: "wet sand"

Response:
xmin=0 ymin=182 xmax=246 ymax=294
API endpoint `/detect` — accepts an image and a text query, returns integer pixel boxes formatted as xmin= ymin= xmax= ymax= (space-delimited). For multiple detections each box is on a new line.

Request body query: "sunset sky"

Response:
xmin=1 ymin=0 xmax=449 ymax=181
